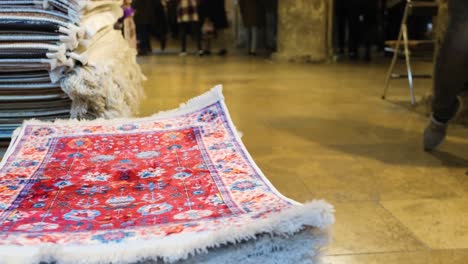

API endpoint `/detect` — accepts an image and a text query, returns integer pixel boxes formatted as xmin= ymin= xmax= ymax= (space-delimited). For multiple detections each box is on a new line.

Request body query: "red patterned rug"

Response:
xmin=0 ymin=86 xmax=334 ymax=264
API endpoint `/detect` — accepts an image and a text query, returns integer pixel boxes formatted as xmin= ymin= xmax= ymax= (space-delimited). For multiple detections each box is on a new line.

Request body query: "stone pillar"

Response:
xmin=274 ymin=0 xmax=330 ymax=62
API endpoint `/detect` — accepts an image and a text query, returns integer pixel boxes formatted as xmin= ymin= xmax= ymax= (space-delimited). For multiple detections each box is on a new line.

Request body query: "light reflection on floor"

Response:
xmin=138 ymin=54 xmax=468 ymax=264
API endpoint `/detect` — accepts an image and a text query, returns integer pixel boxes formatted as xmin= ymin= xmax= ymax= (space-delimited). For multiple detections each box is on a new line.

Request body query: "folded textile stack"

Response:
xmin=0 ymin=0 xmax=145 ymax=146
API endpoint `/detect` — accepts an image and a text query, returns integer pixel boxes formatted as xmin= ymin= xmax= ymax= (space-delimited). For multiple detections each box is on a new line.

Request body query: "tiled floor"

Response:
xmin=137 ymin=54 xmax=468 ymax=263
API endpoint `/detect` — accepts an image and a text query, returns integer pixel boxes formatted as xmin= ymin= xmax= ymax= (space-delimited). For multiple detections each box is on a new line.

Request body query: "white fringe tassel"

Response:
xmin=0 ymin=201 xmax=334 ymax=264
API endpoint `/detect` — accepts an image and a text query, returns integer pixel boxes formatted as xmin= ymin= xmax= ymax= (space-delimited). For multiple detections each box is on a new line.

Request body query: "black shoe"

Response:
xmin=423 ymin=98 xmax=462 ymax=151
xmin=248 ymin=51 xmax=257 ymax=56
xmin=218 ymin=49 xmax=228 ymax=56
xmin=138 ymin=50 xmax=150 ymax=56
xmin=364 ymin=53 xmax=371 ymax=62
xmin=349 ymin=52 xmax=358 ymax=60
xmin=423 ymin=116 xmax=448 ymax=152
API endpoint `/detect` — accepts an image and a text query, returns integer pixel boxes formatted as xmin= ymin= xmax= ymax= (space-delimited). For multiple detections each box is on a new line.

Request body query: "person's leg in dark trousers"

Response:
xmin=136 ymin=24 xmax=151 ymax=55
xmin=180 ymin=22 xmax=189 ymax=53
xmin=179 ymin=22 xmax=201 ymax=54
xmin=160 ymin=35 xmax=167 ymax=51
xmin=136 ymin=24 xmax=144 ymax=53
xmin=198 ymin=1 xmax=208 ymax=54
xmin=335 ymin=0 xmax=347 ymax=55
xmin=155 ymin=0 xmax=168 ymax=51
xmin=432 ymin=1 xmax=468 ymax=121
xmin=361 ymin=1 xmax=378 ymax=61
xmin=424 ymin=0 xmax=468 ymax=151
xmin=191 ymin=21 xmax=203 ymax=54
xmin=348 ymin=5 xmax=360 ymax=59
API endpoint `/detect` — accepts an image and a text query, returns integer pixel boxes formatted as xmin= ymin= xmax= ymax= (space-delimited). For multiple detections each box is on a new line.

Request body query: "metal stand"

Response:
xmin=382 ymin=0 xmax=438 ymax=105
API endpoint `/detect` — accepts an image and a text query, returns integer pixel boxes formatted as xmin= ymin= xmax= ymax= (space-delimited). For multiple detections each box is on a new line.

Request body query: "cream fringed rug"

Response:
xmin=0 ymin=86 xmax=334 ymax=264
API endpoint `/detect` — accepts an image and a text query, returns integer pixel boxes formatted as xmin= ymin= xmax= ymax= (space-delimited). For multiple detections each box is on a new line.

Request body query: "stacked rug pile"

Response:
xmin=0 ymin=86 xmax=334 ymax=264
xmin=0 ymin=0 xmax=145 ymax=148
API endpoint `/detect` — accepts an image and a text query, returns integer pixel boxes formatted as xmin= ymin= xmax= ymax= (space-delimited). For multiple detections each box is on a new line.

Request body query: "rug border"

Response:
xmin=0 ymin=201 xmax=334 ymax=264
xmin=19 ymin=85 xmax=226 ymax=127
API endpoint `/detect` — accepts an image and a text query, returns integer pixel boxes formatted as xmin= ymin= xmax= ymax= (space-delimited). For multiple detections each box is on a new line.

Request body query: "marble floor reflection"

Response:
xmin=138 ymin=54 xmax=468 ymax=264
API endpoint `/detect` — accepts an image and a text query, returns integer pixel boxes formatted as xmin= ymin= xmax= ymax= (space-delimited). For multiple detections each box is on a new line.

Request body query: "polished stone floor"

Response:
xmin=137 ymin=54 xmax=468 ymax=263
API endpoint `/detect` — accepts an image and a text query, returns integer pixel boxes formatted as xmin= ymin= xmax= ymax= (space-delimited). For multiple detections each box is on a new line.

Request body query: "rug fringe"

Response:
xmin=20 ymin=85 xmax=223 ymax=128
xmin=0 ymin=201 xmax=334 ymax=264
xmin=173 ymin=229 xmax=331 ymax=264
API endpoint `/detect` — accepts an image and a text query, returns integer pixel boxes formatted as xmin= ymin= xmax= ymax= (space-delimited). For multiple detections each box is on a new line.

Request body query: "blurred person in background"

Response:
xmin=238 ymin=0 xmax=266 ymax=56
xmin=336 ymin=0 xmax=378 ymax=60
xmin=261 ymin=0 xmax=278 ymax=53
xmin=133 ymin=0 xmax=155 ymax=55
xmin=352 ymin=0 xmax=378 ymax=61
xmin=335 ymin=0 xmax=352 ymax=57
xmin=198 ymin=0 xmax=229 ymax=56
xmin=177 ymin=0 xmax=202 ymax=56
xmin=167 ymin=0 xmax=180 ymax=39
xmin=153 ymin=0 xmax=170 ymax=52
xmin=116 ymin=0 xmax=137 ymax=49
xmin=200 ymin=17 xmax=215 ymax=54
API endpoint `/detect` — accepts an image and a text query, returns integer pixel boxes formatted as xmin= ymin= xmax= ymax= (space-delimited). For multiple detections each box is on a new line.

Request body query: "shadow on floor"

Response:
xmin=268 ymin=116 xmax=468 ymax=168
xmin=388 ymin=97 xmax=468 ymax=127
xmin=386 ymin=98 xmax=430 ymax=117
xmin=430 ymin=150 xmax=468 ymax=169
